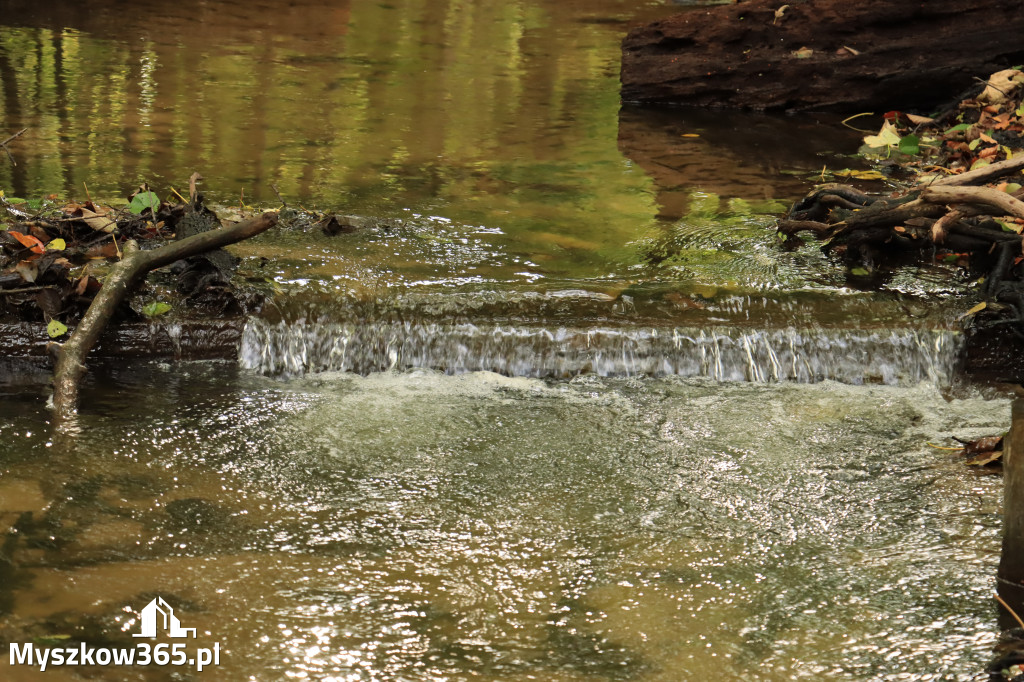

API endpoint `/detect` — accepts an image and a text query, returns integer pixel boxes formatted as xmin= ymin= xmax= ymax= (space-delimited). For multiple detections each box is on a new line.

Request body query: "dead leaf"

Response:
xmin=957 ymin=301 xmax=987 ymax=320
xmin=85 ymin=241 xmax=120 ymax=259
xmin=966 ymin=449 xmax=1003 ymax=466
xmin=773 ymin=4 xmax=789 ymax=24
xmin=35 ymin=288 xmax=62 ymax=319
xmin=906 ymin=113 xmax=934 ymax=125
xmin=664 ymin=292 xmax=706 ymax=310
xmin=15 ymin=260 xmax=37 ymax=283
xmin=8 ymin=230 xmax=46 ymax=254
xmin=792 ymin=46 xmax=813 ymax=59
xmin=957 ymin=434 xmax=1004 ymax=457
xmin=977 ymin=69 xmax=1024 ymax=105
xmin=79 ymin=208 xmax=116 ymax=233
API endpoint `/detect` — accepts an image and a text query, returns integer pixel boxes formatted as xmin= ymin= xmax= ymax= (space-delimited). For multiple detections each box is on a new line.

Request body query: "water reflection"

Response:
xmin=617 ymin=106 xmax=863 ymax=220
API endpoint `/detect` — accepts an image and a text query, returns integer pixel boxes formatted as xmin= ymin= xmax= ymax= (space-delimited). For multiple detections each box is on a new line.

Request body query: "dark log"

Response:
xmin=999 ymin=397 xmax=1024 ymax=627
xmin=621 ymin=0 xmax=1024 ymax=112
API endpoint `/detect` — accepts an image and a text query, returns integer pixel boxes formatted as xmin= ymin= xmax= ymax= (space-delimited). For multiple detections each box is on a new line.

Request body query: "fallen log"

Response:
xmin=50 ymin=211 xmax=278 ymax=419
xmin=621 ymin=0 xmax=1024 ymax=111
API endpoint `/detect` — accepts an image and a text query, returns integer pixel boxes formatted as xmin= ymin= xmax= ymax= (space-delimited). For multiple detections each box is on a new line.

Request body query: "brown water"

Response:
xmin=0 ymin=1 xmax=1009 ymax=680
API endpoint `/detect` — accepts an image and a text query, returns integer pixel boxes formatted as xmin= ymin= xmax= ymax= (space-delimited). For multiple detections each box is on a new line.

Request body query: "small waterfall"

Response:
xmin=239 ymin=318 xmax=961 ymax=385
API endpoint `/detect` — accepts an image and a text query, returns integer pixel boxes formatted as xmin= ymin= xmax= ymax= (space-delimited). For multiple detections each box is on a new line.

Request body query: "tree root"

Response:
xmin=50 ymin=211 xmax=278 ymax=420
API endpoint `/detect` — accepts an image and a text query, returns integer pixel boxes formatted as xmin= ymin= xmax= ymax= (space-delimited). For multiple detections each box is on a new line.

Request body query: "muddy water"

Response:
xmin=0 ymin=0 xmax=1010 ymax=680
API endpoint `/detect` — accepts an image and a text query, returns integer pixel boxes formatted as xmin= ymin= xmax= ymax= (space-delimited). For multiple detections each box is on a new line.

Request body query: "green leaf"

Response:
xmin=898 ymin=134 xmax=920 ymax=155
xmin=968 ymin=138 xmax=981 ymax=150
xmin=850 ymin=267 xmax=870 ymax=276
xmin=47 ymin=319 xmax=68 ymax=338
xmin=46 ymin=238 xmax=66 ymax=251
xmin=1003 ymin=183 xmax=1022 ymax=194
xmin=944 ymin=123 xmax=971 ymax=134
xmin=129 ymin=191 xmax=160 ymax=215
xmin=142 ymin=301 xmax=171 ymax=317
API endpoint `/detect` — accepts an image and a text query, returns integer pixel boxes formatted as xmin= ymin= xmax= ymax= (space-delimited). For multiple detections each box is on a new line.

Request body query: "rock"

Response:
xmin=620 ymin=0 xmax=1024 ymax=112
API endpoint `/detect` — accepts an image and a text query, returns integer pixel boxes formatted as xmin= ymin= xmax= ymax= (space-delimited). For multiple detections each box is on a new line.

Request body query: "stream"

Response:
xmin=0 ymin=0 xmax=1012 ymax=680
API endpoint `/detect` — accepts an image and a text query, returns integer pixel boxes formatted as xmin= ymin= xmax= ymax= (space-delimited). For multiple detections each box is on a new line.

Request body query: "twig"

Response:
xmin=995 ymin=592 xmax=1024 ymax=631
xmin=0 ymin=128 xmax=26 ymax=166
xmin=270 ymin=184 xmax=287 ymax=208
xmin=0 ymin=128 xmax=27 ymax=147
xmin=0 ymin=285 xmax=56 ymax=295
xmin=840 ymin=112 xmax=875 ymax=133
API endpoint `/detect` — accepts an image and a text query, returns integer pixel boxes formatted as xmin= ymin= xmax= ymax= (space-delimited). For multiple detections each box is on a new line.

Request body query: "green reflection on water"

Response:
xmin=0 ymin=0 xmax=863 ymax=293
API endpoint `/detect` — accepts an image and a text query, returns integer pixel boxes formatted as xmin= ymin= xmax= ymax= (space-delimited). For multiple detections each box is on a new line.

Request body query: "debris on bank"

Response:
xmin=0 ymin=177 xmax=256 ymax=338
xmin=780 ymin=69 xmax=1024 ymax=338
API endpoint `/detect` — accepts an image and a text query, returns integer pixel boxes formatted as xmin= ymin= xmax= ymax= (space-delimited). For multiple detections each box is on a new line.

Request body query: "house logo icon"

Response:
xmin=132 ymin=597 xmax=197 ymax=639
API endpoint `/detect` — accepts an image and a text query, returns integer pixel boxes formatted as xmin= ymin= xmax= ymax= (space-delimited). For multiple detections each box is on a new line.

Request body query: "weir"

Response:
xmin=240 ymin=317 xmax=961 ymax=385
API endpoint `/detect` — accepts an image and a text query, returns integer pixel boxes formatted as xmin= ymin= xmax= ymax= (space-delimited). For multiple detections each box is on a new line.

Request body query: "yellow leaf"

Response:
xmin=958 ymin=302 xmax=987 ymax=320
xmin=46 ymin=238 xmax=66 ymax=251
xmin=863 ymin=120 xmax=901 ymax=148
xmin=834 ymin=169 xmax=887 ymax=180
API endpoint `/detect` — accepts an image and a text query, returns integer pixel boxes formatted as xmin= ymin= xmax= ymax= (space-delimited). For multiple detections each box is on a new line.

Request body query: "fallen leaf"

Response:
xmin=85 ymin=241 xmax=120 ymax=259
xmin=958 ymin=301 xmax=987 ymax=320
xmin=977 ymin=69 xmax=1024 ymax=105
xmin=142 ymin=301 xmax=172 ymax=317
xmin=8 ymin=230 xmax=45 ymax=254
xmin=792 ymin=46 xmax=813 ymax=59
xmin=998 ymin=219 xmax=1023 ymax=234
xmin=79 ymin=208 xmax=116 ymax=233
xmin=834 ymin=169 xmax=888 ymax=180
xmin=966 ymin=450 xmax=1003 ymax=466
xmin=46 ymin=238 xmax=66 ymax=251
xmin=15 ymin=260 xmax=37 ymax=283
xmin=906 ymin=113 xmax=934 ymax=125
xmin=46 ymin=319 xmax=68 ymax=338
xmin=863 ymin=120 xmax=901 ymax=148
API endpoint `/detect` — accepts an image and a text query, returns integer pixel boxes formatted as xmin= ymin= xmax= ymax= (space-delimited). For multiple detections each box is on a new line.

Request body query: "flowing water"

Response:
xmin=0 ymin=0 xmax=1012 ymax=680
